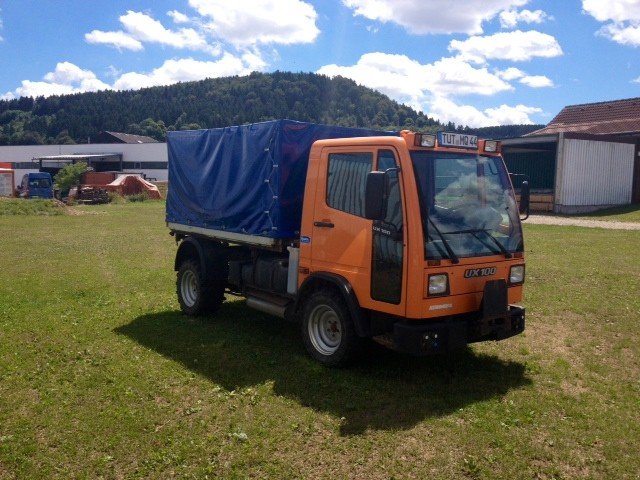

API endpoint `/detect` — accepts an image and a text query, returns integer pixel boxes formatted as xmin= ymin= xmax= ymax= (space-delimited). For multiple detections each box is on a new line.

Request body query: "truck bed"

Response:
xmin=166 ymin=119 xmax=394 ymax=240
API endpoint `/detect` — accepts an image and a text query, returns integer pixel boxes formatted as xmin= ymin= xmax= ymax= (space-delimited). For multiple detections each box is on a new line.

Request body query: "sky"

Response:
xmin=1 ymin=0 xmax=640 ymax=128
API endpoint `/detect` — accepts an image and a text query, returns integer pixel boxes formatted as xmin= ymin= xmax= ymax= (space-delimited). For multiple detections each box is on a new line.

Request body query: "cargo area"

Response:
xmin=166 ymin=120 xmax=394 ymax=239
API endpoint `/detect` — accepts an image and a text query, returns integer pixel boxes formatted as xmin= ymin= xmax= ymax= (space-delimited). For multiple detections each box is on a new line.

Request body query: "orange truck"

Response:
xmin=167 ymin=120 xmax=530 ymax=366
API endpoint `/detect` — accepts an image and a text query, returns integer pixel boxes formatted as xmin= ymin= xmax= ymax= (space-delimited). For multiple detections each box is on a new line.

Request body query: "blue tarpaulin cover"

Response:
xmin=166 ymin=119 xmax=395 ymax=239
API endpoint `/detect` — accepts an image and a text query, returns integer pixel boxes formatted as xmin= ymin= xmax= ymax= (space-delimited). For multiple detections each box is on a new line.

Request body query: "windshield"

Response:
xmin=29 ymin=178 xmax=51 ymax=188
xmin=411 ymin=151 xmax=523 ymax=261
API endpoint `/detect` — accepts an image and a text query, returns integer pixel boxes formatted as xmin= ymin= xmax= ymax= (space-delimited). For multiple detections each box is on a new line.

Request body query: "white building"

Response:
xmin=0 ymin=142 xmax=168 ymax=187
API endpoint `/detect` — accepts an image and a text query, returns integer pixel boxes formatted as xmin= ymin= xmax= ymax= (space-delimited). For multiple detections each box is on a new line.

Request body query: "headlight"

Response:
xmin=415 ymin=133 xmax=436 ymax=148
xmin=428 ymin=273 xmax=449 ymax=296
xmin=484 ymin=140 xmax=499 ymax=153
xmin=509 ymin=265 xmax=525 ymax=285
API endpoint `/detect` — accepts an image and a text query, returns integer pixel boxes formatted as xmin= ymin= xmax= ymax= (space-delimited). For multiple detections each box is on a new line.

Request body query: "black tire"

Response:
xmin=176 ymin=258 xmax=225 ymax=316
xmin=300 ymin=289 xmax=360 ymax=367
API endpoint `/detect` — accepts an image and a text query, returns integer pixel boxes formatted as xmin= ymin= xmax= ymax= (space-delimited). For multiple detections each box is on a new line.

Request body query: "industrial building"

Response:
xmin=0 ymin=141 xmax=168 ymax=188
xmin=502 ymin=97 xmax=640 ymax=213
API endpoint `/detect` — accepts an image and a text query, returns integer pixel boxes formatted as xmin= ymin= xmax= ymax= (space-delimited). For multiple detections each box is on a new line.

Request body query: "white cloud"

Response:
xmin=519 ymin=75 xmax=554 ymax=88
xmin=429 ymin=97 xmax=542 ymax=127
xmin=316 ymin=52 xmax=548 ymax=127
xmin=119 ymin=11 xmax=209 ymax=50
xmin=2 ymin=54 xmax=260 ymax=100
xmin=189 ymin=0 xmax=319 ymax=47
xmin=112 ymin=55 xmax=255 ymax=91
xmin=168 ymin=10 xmax=190 ymax=24
xmin=342 ymin=0 xmax=528 ymax=35
xmin=496 ymin=68 xmax=554 ymax=87
xmin=2 ymin=62 xmax=110 ymax=100
xmin=85 ymin=10 xmax=218 ymax=55
xmin=449 ymin=30 xmax=563 ymax=62
xmin=598 ymin=23 xmax=640 ymax=46
xmin=499 ymin=9 xmax=548 ymax=28
xmin=424 ymin=57 xmax=513 ymax=96
xmin=483 ymin=103 xmax=543 ymax=125
xmin=318 ymin=53 xmax=513 ymax=113
xmin=583 ymin=0 xmax=640 ymax=46
xmin=317 ymin=52 xmax=548 ymax=127
xmin=582 ymin=0 xmax=640 ymax=23
xmin=496 ymin=67 xmax=526 ymax=80
xmin=2 ymin=81 xmax=75 ymax=100
xmin=85 ymin=30 xmax=143 ymax=51
xmin=632 ymin=76 xmax=640 ymax=84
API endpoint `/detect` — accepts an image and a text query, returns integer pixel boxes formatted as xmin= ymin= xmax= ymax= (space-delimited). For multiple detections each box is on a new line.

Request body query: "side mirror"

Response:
xmin=365 ymin=171 xmax=387 ymax=220
xmin=519 ymin=180 xmax=530 ymax=220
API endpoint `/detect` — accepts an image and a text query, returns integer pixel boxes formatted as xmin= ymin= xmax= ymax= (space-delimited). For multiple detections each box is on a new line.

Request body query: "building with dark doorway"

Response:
xmin=501 ymin=97 xmax=640 ymax=213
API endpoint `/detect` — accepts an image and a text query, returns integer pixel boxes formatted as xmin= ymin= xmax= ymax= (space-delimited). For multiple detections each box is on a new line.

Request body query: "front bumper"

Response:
xmin=392 ymin=306 xmax=525 ymax=355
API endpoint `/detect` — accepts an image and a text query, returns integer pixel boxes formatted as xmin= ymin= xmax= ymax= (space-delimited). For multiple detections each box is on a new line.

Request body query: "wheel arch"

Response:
xmin=175 ymin=236 xmax=207 ymax=273
xmin=174 ymin=236 xmax=227 ymax=282
xmin=295 ymin=272 xmax=370 ymax=337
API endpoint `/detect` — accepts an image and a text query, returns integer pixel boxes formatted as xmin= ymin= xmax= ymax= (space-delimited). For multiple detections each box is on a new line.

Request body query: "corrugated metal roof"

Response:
xmin=527 ymin=97 xmax=640 ymax=136
xmin=102 ymin=131 xmax=159 ymax=144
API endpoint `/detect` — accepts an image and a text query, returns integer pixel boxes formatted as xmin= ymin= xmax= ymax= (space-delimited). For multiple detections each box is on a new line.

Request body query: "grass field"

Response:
xmin=0 ymin=201 xmax=639 ymax=479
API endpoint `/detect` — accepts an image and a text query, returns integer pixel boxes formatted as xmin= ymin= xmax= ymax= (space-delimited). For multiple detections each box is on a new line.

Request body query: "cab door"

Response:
xmin=310 ymin=147 xmax=405 ymax=316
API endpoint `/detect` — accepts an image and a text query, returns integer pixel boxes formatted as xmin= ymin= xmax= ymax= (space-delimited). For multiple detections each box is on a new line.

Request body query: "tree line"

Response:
xmin=0 ymin=71 xmax=541 ymax=145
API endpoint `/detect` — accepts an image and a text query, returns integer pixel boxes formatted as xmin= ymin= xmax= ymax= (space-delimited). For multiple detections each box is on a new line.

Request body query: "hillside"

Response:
xmin=0 ymin=72 xmax=443 ymax=145
xmin=464 ymin=124 xmax=544 ymax=139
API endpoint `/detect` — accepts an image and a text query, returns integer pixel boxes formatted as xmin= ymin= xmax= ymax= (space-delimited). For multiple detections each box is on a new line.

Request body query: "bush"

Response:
xmin=126 ymin=191 xmax=150 ymax=202
xmin=54 ymin=162 xmax=88 ymax=194
xmin=107 ymin=192 xmax=125 ymax=204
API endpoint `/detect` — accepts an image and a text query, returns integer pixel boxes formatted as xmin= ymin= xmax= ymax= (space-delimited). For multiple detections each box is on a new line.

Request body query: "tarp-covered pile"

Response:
xmin=166 ymin=119 xmax=394 ymax=239
xmin=80 ymin=173 xmax=162 ymax=199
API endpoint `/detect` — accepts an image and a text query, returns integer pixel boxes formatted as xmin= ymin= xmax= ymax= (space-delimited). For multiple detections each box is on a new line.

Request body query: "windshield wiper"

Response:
xmin=451 ymin=228 xmax=512 ymax=259
xmin=427 ymin=217 xmax=459 ymax=264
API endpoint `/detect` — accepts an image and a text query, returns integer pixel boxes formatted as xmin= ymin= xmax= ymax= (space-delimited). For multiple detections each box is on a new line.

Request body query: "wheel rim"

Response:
xmin=308 ymin=304 xmax=342 ymax=355
xmin=180 ymin=269 xmax=198 ymax=307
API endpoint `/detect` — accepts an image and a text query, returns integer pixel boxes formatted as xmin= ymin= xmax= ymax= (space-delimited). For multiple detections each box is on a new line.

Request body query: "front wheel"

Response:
xmin=301 ymin=290 xmax=360 ymax=367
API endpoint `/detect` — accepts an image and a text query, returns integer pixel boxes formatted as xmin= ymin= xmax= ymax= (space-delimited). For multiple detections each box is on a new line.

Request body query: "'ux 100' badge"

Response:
xmin=464 ymin=267 xmax=497 ymax=278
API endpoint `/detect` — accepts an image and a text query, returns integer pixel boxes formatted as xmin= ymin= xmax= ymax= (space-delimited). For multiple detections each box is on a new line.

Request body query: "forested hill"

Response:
xmin=0 ymin=71 xmax=545 ymax=145
xmin=0 ymin=72 xmax=446 ymax=145
xmin=464 ymin=124 xmax=544 ymax=139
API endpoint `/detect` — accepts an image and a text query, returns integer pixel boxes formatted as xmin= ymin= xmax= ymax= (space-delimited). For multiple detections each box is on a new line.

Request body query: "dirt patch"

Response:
xmin=526 ymin=312 xmax=590 ymax=371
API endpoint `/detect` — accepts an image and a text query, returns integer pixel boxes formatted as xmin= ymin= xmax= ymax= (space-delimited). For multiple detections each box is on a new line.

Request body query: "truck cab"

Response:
xmin=18 ymin=172 xmax=54 ymax=199
xmin=297 ymin=131 xmax=525 ymax=360
xmin=169 ymin=124 xmax=527 ymax=366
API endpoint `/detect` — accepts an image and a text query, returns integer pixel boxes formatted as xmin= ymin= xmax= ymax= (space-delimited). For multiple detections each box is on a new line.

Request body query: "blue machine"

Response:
xmin=19 ymin=172 xmax=54 ymax=199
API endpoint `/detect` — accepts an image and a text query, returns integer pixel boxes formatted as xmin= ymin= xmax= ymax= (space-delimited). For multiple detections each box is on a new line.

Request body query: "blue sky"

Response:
xmin=1 ymin=0 xmax=640 ymax=127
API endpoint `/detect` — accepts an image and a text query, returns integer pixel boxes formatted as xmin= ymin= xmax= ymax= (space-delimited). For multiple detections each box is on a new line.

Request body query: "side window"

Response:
xmin=326 ymin=152 xmax=373 ymax=217
xmin=377 ymin=150 xmax=402 ymax=231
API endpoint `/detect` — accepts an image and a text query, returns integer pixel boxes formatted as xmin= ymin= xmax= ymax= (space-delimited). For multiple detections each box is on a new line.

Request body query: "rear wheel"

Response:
xmin=176 ymin=258 xmax=225 ymax=316
xmin=301 ymin=290 xmax=360 ymax=367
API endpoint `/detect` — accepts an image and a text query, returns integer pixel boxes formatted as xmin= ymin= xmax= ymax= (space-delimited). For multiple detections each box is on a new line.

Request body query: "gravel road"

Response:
xmin=526 ymin=215 xmax=640 ymax=230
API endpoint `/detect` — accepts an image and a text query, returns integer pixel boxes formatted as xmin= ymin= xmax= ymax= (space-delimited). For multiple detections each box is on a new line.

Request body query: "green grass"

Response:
xmin=0 ymin=198 xmax=64 ymax=216
xmin=0 ymin=203 xmax=639 ymax=479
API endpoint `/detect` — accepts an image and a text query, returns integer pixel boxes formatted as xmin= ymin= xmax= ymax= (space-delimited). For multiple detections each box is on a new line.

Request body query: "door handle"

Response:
xmin=314 ymin=221 xmax=335 ymax=228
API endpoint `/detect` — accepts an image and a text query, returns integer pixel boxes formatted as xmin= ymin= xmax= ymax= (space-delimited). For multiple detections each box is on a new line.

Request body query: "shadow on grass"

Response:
xmin=576 ymin=204 xmax=640 ymax=219
xmin=116 ymin=301 xmax=531 ymax=435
